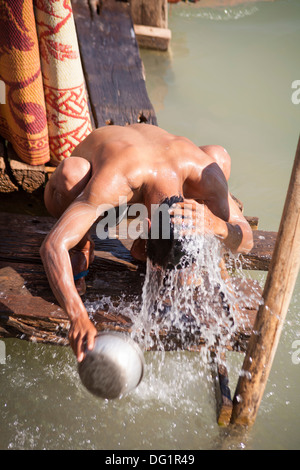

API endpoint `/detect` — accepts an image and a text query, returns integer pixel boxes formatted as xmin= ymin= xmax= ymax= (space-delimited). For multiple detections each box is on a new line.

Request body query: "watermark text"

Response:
xmin=95 ymin=199 xmax=207 ymax=241
xmin=291 ymin=339 xmax=300 ymax=365
xmin=291 ymin=80 xmax=300 ymax=105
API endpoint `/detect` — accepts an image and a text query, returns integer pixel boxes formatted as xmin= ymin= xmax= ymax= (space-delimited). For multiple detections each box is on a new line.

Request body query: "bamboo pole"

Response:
xmin=230 ymin=135 xmax=300 ymax=426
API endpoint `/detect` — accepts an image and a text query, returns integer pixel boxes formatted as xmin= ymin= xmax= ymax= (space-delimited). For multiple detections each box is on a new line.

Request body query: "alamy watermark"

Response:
xmin=95 ymin=199 xmax=206 ymax=241
xmin=291 ymin=339 xmax=300 ymax=365
xmin=0 ymin=340 xmax=6 ymax=365
xmin=0 ymin=79 xmax=5 ymax=105
xmin=291 ymin=80 xmax=300 ymax=105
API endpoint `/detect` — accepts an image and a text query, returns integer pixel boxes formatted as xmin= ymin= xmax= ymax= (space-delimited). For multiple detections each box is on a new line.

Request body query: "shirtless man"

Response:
xmin=40 ymin=124 xmax=253 ymax=361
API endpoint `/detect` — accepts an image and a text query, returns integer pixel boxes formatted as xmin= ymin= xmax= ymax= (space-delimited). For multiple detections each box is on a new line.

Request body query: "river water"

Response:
xmin=0 ymin=0 xmax=299 ymax=450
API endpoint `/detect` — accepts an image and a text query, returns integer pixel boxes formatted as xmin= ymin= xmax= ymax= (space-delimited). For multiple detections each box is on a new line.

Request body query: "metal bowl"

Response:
xmin=78 ymin=331 xmax=145 ymax=399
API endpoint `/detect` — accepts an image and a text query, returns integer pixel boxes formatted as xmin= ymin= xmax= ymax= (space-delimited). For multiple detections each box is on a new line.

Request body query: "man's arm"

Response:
xmin=173 ymin=157 xmax=253 ymax=254
xmin=41 ymin=160 xmax=133 ymax=361
xmin=199 ymin=161 xmax=253 ymax=254
xmin=40 ymin=198 xmax=100 ymax=362
xmin=205 ymin=193 xmax=254 ymax=254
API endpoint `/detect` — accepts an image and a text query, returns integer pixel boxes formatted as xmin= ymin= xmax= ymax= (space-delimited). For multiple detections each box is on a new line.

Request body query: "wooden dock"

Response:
xmin=0 ymin=208 xmax=275 ymax=427
xmin=0 ymin=0 xmax=278 ymax=351
xmin=72 ymin=0 xmax=158 ymax=128
xmin=0 ymin=0 xmax=283 ymax=426
xmin=0 ymin=211 xmax=274 ymax=351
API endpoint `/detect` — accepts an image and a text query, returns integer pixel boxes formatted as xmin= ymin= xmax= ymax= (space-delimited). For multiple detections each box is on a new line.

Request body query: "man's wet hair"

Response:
xmin=146 ymin=195 xmax=190 ymax=270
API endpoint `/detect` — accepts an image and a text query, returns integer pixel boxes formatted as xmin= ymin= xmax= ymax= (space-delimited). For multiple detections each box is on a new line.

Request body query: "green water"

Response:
xmin=0 ymin=0 xmax=299 ymax=450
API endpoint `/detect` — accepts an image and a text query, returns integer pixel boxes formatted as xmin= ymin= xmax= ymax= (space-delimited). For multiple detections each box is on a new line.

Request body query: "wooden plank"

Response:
xmin=242 ymin=230 xmax=277 ymax=271
xmin=130 ymin=0 xmax=171 ymax=51
xmin=6 ymin=143 xmax=45 ymax=193
xmin=0 ymin=213 xmax=276 ymax=270
xmin=245 ymin=216 xmax=259 ymax=230
xmin=0 ymin=264 xmax=260 ymax=352
xmin=0 ymin=212 xmax=262 ymax=351
xmin=72 ymin=0 xmax=157 ymax=128
xmin=0 ymin=212 xmax=276 ymax=275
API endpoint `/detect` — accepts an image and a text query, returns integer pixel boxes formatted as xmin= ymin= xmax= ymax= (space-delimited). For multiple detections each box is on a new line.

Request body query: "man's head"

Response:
xmin=146 ymin=195 xmax=190 ymax=270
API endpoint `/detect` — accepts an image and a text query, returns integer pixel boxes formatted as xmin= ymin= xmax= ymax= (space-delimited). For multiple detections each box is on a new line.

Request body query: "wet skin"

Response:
xmin=40 ymin=124 xmax=253 ymax=361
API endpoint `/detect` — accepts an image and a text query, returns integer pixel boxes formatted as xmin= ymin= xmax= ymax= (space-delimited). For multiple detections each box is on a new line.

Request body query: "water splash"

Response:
xmin=85 ymin=214 xmax=263 ymax=404
xmin=130 ymin=233 xmax=246 ymax=366
xmin=85 ymin=228 xmax=260 ymax=370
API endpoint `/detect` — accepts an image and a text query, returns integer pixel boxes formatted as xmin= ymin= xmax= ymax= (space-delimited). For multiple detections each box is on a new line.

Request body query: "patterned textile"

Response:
xmin=35 ymin=0 xmax=92 ymax=164
xmin=0 ymin=0 xmax=48 ymax=165
xmin=0 ymin=0 xmax=92 ymax=166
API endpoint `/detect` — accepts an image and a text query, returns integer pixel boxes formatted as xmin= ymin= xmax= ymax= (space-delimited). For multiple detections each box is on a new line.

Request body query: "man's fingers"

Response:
xmin=168 ymin=203 xmax=215 ymax=239
xmin=77 ymin=330 xmax=97 ymax=362
xmin=77 ymin=350 xmax=84 ymax=363
xmin=69 ymin=318 xmax=97 ymax=362
xmin=169 ymin=203 xmax=205 ymax=222
xmin=69 ymin=327 xmax=85 ymax=362
xmin=69 ymin=328 xmax=81 ymax=361
xmin=171 ymin=200 xmax=199 ymax=209
xmin=87 ymin=331 xmax=95 ymax=351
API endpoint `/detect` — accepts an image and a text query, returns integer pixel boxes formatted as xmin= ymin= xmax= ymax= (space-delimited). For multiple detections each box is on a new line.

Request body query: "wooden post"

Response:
xmin=211 ymin=352 xmax=233 ymax=427
xmin=130 ymin=0 xmax=171 ymax=51
xmin=231 ymin=135 xmax=300 ymax=426
xmin=130 ymin=0 xmax=168 ymax=29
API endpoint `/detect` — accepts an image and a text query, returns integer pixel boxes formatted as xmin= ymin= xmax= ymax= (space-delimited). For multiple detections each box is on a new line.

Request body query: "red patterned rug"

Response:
xmin=0 ymin=0 xmax=92 ymax=166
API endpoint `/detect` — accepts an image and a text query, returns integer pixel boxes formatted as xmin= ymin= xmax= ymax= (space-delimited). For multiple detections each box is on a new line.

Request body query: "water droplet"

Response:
xmin=236 ymin=394 xmax=243 ymax=403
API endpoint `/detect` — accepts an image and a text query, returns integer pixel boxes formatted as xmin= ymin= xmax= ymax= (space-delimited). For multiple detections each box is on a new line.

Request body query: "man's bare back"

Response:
xmin=47 ymin=124 xmax=230 ymax=212
xmin=41 ymin=124 xmax=253 ymax=361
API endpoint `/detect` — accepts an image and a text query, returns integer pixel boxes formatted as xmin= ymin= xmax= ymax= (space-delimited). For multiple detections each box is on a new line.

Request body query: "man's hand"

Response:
xmin=169 ymin=198 xmax=253 ymax=254
xmin=68 ymin=314 xmax=97 ymax=362
xmin=169 ymin=199 xmax=223 ymax=238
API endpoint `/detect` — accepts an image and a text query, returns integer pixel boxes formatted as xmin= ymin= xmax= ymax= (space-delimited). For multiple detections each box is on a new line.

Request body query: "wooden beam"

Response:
xmin=231 ymin=135 xmax=300 ymax=426
xmin=72 ymin=0 xmax=157 ymax=128
xmin=6 ymin=143 xmax=45 ymax=193
xmin=245 ymin=216 xmax=259 ymax=230
xmin=240 ymin=230 xmax=277 ymax=271
xmin=0 ymin=137 xmax=46 ymax=193
xmin=0 ymin=212 xmax=275 ymax=269
xmin=0 ymin=212 xmax=276 ymax=271
xmin=0 ymin=264 xmax=260 ymax=352
xmin=130 ymin=0 xmax=171 ymax=51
